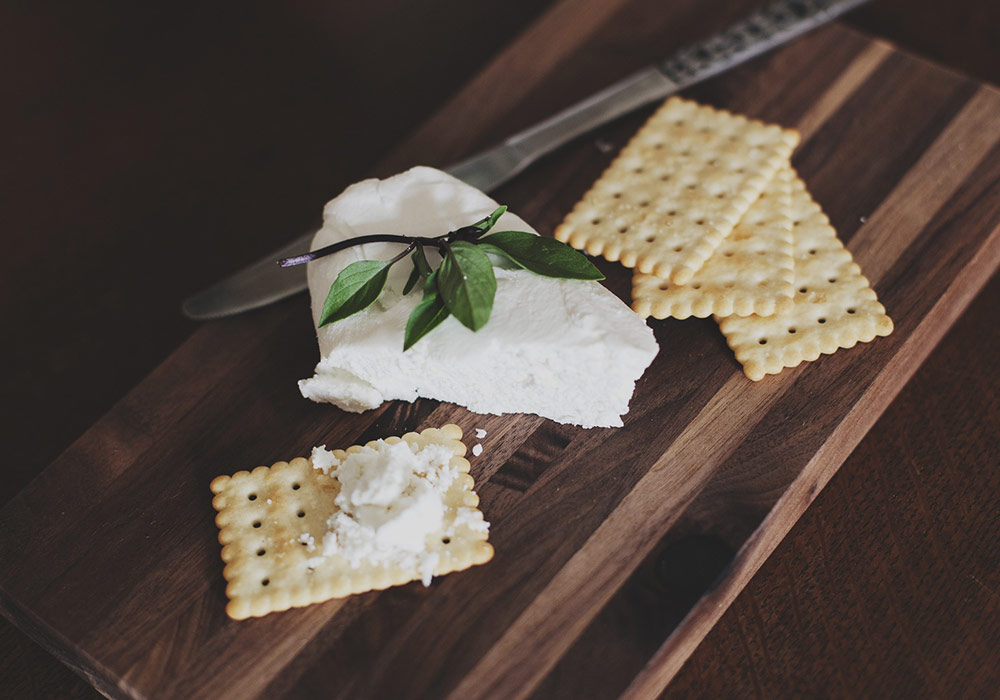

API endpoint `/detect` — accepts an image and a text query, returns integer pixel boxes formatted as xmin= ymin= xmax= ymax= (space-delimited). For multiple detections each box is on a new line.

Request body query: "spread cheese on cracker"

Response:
xmin=211 ymin=425 xmax=491 ymax=619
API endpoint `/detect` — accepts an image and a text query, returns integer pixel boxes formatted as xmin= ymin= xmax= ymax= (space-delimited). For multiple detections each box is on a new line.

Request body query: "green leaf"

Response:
xmin=437 ymin=241 xmax=496 ymax=331
xmin=402 ymin=265 xmax=421 ymax=295
xmin=475 ymin=242 xmax=526 ymax=269
xmin=473 ymin=205 xmax=507 ymax=235
xmin=319 ymin=259 xmax=392 ymax=326
xmin=411 ymin=245 xmax=432 ymax=277
xmin=478 ymin=230 xmax=604 ymax=280
xmin=403 ymin=271 xmax=451 ymax=350
xmin=403 ymin=245 xmax=434 ymax=295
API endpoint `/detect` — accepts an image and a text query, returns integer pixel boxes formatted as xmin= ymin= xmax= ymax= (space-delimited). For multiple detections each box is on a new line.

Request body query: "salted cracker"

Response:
xmin=210 ymin=424 xmax=493 ymax=620
xmin=554 ymin=96 xmax=799 ymax=284
xmin=632 ymin=164 xmax=795 ymax=319
xmin=716 ymin=175 xmax=893 ymax=380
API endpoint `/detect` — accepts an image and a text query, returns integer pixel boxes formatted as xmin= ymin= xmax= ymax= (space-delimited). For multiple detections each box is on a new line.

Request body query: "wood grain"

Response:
xmin=2 ymin=0 xmax=999 ymax=698
xmin=666 ymin=271 xmax=1000 ymax=699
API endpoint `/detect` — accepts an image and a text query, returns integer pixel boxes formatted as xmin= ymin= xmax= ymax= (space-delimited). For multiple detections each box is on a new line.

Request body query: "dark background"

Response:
xmin=2 ymin=0 xmax=998 ymax=696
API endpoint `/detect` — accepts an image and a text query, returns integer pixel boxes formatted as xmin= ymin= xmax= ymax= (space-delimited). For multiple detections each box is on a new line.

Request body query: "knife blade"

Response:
xmin=182 ymin=0 xmax=868 ymax=320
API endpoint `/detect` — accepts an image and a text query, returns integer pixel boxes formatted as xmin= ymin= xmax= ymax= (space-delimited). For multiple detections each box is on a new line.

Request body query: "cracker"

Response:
xmin=554 ymin=96 xmax=799 ymax=284
xmin=716 ymin=175 xmax=893 ymax=380
xmin=210 ymin=424 xmax=493 ymax=619
xmin=632 ymin=164 xmax=795 ymax=319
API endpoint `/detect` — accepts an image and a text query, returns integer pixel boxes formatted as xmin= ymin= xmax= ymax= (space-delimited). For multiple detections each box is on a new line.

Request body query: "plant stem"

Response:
xmin=388 ymin=241 xmax=418 ymax=264
xmin=278 ymin=234 xmax=438 ymax=268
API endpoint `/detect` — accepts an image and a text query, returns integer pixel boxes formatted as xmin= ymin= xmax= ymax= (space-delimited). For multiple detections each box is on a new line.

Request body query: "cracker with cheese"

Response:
xmin=211 ymin=424 xmax=492 ymax=619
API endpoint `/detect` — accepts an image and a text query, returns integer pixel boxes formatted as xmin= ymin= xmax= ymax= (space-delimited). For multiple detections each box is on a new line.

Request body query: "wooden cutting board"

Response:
xmin=2 ymin=20 xmax=999 ymax=700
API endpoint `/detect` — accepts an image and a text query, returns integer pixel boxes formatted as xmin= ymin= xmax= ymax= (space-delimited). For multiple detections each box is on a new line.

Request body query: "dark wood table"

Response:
xmin=2 ymin=0 xmax=997 ymax=697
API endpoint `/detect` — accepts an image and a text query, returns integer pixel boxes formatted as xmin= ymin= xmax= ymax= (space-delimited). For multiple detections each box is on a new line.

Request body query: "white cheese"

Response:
xmin=472 ymin=444 xmax=483 ymax=457
xmin=309 ymin=444 xmax=340 ymax=475
xmin=310 ymin=438 xmax=485 ymax=586
xmin=475 ymin=428 xmax=487 ymax=439
xmin=298 ymin=166 xmax=659 ymax=428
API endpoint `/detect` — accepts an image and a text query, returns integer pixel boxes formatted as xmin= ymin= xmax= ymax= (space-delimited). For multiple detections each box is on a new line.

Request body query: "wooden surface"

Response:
xmin=2 ymin=1 xmax=999 ymax=698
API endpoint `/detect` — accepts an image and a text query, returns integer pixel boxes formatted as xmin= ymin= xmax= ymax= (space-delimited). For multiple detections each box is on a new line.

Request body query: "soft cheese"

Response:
xmin=298 ymin=166 xmax=659 ymax=428
xmin=308 ymin=439 xmax=486 ymax=586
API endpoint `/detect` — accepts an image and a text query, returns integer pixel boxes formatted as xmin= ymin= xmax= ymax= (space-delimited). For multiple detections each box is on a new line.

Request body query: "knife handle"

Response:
xmin=661 ymin=0 xmax=868 ymax=86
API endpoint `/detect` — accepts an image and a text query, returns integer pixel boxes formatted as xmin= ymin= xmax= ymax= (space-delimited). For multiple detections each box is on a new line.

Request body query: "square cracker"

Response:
xmin=210 ymin=424 xmax=493 ymax=619
xmin=554 ymin=96 xmax=799 ymax=284
xmin=632 ymin=164 xmax=795 ymax=319
xmin=716 ymin=174 xmax=893 ymax=381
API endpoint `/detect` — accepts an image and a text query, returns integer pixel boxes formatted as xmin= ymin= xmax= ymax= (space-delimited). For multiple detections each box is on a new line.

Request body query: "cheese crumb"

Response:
xmin=472 ymin=444 xmax=483 ymax=457
xmin=310 ymin=444 xmax=340 ymax=475
xmin=475 ymin=428 xmax=487 ymax=439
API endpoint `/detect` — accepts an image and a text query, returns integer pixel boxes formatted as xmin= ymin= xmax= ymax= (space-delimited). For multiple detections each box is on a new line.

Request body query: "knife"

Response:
xmin=182 ymin=0 xmax=868 ymax=320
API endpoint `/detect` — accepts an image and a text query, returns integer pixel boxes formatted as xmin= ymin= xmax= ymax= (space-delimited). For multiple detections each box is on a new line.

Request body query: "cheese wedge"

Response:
xmin=298 ymin=167 xmax=659 ymax=428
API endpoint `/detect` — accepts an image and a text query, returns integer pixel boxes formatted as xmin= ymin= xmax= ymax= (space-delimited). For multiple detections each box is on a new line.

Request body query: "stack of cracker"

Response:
xmin=555 ymin=96 xmax=892 ymax=381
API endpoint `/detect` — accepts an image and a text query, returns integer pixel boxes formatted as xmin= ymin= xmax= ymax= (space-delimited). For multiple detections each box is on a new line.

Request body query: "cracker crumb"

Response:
xmin=594 ymin=138 xmax=616 ymax=154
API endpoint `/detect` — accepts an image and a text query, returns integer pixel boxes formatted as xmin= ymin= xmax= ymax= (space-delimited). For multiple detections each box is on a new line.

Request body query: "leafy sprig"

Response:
xmin=279 ymin=206 xmax=604 ymax=349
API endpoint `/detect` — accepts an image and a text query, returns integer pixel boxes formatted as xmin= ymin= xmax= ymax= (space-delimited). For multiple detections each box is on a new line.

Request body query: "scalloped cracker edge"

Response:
xmin=554 ymin=96 xmax=799 ymax=284
xmin=633 ymin=164 xmax=795 ymax=319
xmin=716 ymin=175 xmax=893 ymax=380
xmin=210 ymin=424 xmax=493 ymax=619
